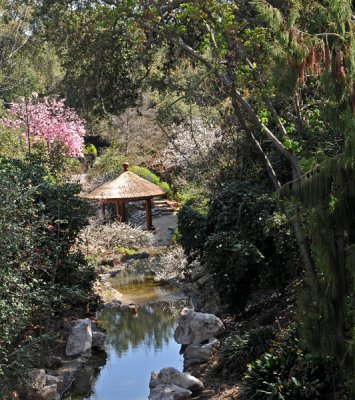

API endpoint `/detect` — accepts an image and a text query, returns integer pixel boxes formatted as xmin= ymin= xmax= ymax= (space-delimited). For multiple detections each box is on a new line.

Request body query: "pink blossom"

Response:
xmin=1 ymin=98 xmax=86 ymax=157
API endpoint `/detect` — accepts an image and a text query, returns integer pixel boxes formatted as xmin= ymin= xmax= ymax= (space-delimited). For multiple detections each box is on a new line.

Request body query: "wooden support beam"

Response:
xmin=116 ymin=200 xmax=121 ymax=222
xmin=102 ymin=203 xmax=106 ymax=220
xmin=122 ymin=202 xmax=126 ymax=223
xmin=146 ymin=198 xmax=154 ymax=231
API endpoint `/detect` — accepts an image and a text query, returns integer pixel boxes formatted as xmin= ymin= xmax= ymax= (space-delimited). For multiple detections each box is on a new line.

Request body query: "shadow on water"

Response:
xmin=64 ymin=259 xmax=189 ymax=400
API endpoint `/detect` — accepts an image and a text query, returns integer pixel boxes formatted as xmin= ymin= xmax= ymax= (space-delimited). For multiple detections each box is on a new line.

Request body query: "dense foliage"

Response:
xmin=178 ymin=196 xmax=209 ymax=257
xmin=219 ymin=326 xmax=276 ymax=376
xmin=0 ymin=153 xmax=95 ymax=392
xmin=240 ymin=329 xmax=348 ymax=400
xmin=179 ymin=182 xmax=299 ymax=310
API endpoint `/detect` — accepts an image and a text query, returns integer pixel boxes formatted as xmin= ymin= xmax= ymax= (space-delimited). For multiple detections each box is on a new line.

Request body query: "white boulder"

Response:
xmin=27 ymin=369 xmax=46 ymax=390
xmin=45 ymin=374 xmax=63 ymax=386
xmin=65 ymin=318 xmax=92 ymax=356
xmin=36 ymin=384 xmax=60 ymax=400
xmin=149 ymin=384 xmax=192 ymax=400
xmin=149 ymin=367 xmax=204 ymax=395
xmin=174 ymin=308 xmax=224 ymax=344
xmin=184 ymin=338 xmax=220 ymax=367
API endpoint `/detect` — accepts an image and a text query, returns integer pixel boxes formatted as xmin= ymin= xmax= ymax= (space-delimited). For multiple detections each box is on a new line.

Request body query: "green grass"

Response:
xmin=114 ymin=247 xmax=138 ymax=256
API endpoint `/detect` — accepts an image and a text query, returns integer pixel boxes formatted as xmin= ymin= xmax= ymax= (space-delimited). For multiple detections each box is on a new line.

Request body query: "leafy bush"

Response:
xmin=203 ymin=182 xmax=278 ymax=310
xmin=240 ymin=329 xmax=347 ymax=400
xmin=55 ymin=252 xmax=96 ymax=295
xmin=261 ymin=212 xmax=300 ymax=289
xmin=205 ymin=232 xmax=264 ymax=311
xmin=0 ymin=153 xmax=95 ymax=392
xmin=83 ymin=143 xmax=98 ymax=170
xmin=218 ymin=326 xmax=276 ymax=376
xmin=207 ymin=182 xmax=275 ymax=238
xmin=129 ymin=165 xmax=172 ymax=196
xmin=179 ymin=181 xmax=298 ymax=310
xmin=83 ymin=143 xmax=98 ymax=157
xmin=0 ymin=157 xmax=43 ymax=385
xmin=87 ymin=141 xmax=125 ymax=181
xmin=114 ymin=247 xmax=138 ymax=256
xmin=177 ymin=195 xmax=209 ymax=257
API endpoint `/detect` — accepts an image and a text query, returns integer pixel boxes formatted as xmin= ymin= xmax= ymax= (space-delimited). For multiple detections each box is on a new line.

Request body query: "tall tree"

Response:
xmin=40 ymin=0 xmax=154 ymax=117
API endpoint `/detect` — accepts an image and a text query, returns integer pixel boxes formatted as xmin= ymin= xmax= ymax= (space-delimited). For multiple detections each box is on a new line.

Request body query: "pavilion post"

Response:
xmin=115 ymin=200 xmax=121 ymax=222
xmin=102 ymin=203 xmax=106 ymax=220
xmin=122 ymin=201 xmax=126 ymax=223
xmin=145 ymin=198 xmax=153 ymax=231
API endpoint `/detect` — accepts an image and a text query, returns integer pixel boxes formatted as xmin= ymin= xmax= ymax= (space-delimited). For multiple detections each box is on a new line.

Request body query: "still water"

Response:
xmin=64 ymin=260 xmax=188 ymax=400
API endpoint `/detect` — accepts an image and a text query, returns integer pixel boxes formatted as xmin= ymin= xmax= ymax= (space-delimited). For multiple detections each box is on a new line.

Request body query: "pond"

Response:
xmin=63 ymin=259 xmax=188 ymax=400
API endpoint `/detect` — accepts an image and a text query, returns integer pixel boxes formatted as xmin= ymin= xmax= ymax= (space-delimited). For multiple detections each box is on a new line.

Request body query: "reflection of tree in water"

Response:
xmin=110 ymin=257 xmax=173 ymax=288
xmin=63 ymin=351 xmax=107 ymax=399
xmin=110 ymin=261 xmax=154 ymax=288
xmin=98 ymin=300 xmax=187 ymax=357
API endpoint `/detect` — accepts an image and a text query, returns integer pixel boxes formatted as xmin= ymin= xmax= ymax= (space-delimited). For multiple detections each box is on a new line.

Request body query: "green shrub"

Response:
xmin=83 ymin=143 xmax=98 ymax=157
xmin=204 ymin=182 xmax=276 ymax=309
xmin=187 ymin=181 xmax=299 ymax=310
xmin=0 ymin=157 xmax=42 ymax=387
xmin=219 ymin=326 xmax=276 ymax=376
xmin=177 ymin=195 xmax=209 ymax=257
xmin=205 ymin=232 xmax=264 ymax=311
xmin=261 ymin=212 xmax=300 ymax=289
xmin=175 ymin=187 xmax=205 ymax=205
xmin=55 ymin=252 xmax=96 ymax=295
xmin=0 ymin=153 xmax=95 ymax=392
xmin=240 ymin=329 xmax=347 ymax=400
xmin=171 ymin=229 xmax=182 ymax=242
xmin=114 ymin=247 xmax=138 ymax=256
xmin=207 ymin=182 xmax=275 ymax=238
xmin=87 ymin=141 xmax=125 ymax=180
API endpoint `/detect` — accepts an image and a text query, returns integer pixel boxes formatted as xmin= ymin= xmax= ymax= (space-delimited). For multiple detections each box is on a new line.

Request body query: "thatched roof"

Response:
xmin=84 ymin=164 xmax=167 ymax=201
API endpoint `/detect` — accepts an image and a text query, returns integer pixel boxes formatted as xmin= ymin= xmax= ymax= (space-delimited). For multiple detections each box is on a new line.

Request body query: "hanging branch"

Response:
xmin=139 ymin=21 xmax=302 ymax=177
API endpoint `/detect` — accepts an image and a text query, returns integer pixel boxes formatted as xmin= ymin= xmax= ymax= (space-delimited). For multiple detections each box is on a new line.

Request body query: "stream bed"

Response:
xmin=63 ymin=259 xmax=188 ymax=400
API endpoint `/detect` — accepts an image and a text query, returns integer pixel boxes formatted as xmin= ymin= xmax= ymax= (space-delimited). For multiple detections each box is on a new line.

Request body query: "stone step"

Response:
xmin=153 ymin=206 xmax=176 ymax=212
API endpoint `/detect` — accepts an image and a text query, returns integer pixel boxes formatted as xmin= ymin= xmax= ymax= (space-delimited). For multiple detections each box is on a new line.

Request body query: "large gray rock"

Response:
xmin=189 ymin=266 xmax=204 ymax=282
xmin=149 ymin=367 xmax=203 ymax=395
xmin=45 ymin=374 xmax=63 ymax=386
xmin=196 ymin=274 xmax=212 ymax=288
xmin=65 ymin=318 xmax=92 ymax=356
xmin=149 ymin=384 xmax=192 ymax=400
xmin=174 ymin=308 xmax=224 ymax=344
xmin=36 ymin=384 xmax=60 ymax=400
xmin=28 ymin=369 xmax=46 ymax=390
xmin=184 ymin=338 xmax=220 ymax=368
xmin=46 ymin=356 xmax=63 ymax=369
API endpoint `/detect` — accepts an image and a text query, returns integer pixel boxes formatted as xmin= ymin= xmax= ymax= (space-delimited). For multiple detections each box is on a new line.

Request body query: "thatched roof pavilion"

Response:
xmin=85 ymin=163 xmax=167 ymax=230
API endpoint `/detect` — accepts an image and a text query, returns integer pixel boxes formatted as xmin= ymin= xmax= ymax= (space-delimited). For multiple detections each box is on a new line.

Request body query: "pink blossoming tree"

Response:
xmin=2 ymin=98 xmax=86 ymax=157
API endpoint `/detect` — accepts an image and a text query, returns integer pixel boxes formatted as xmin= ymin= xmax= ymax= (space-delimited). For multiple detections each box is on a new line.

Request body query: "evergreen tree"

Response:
xmin=253 ymin=0 xmax=355 ymax=384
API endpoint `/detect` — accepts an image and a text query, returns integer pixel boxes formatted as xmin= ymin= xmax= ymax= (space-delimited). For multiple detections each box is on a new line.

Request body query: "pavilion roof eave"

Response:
xmin=88 ymin=193 xmax=167 ymax=202
xmin=83 ymin=165 xmax=168 ymax=201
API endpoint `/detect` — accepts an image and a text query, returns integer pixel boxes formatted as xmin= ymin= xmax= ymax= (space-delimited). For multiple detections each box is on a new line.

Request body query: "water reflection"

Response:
xmin=99 ymin=300 xmax=186 ymax=358
xmin=64 ymin=257 xmax=189 ymax=400
xmin=109 ymin=258 xmax=184 ymax=305
xmin=65 ymin=352 xmax=107 ymax=399
xmin=64 ymin=301 xmax=187 ymax=400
